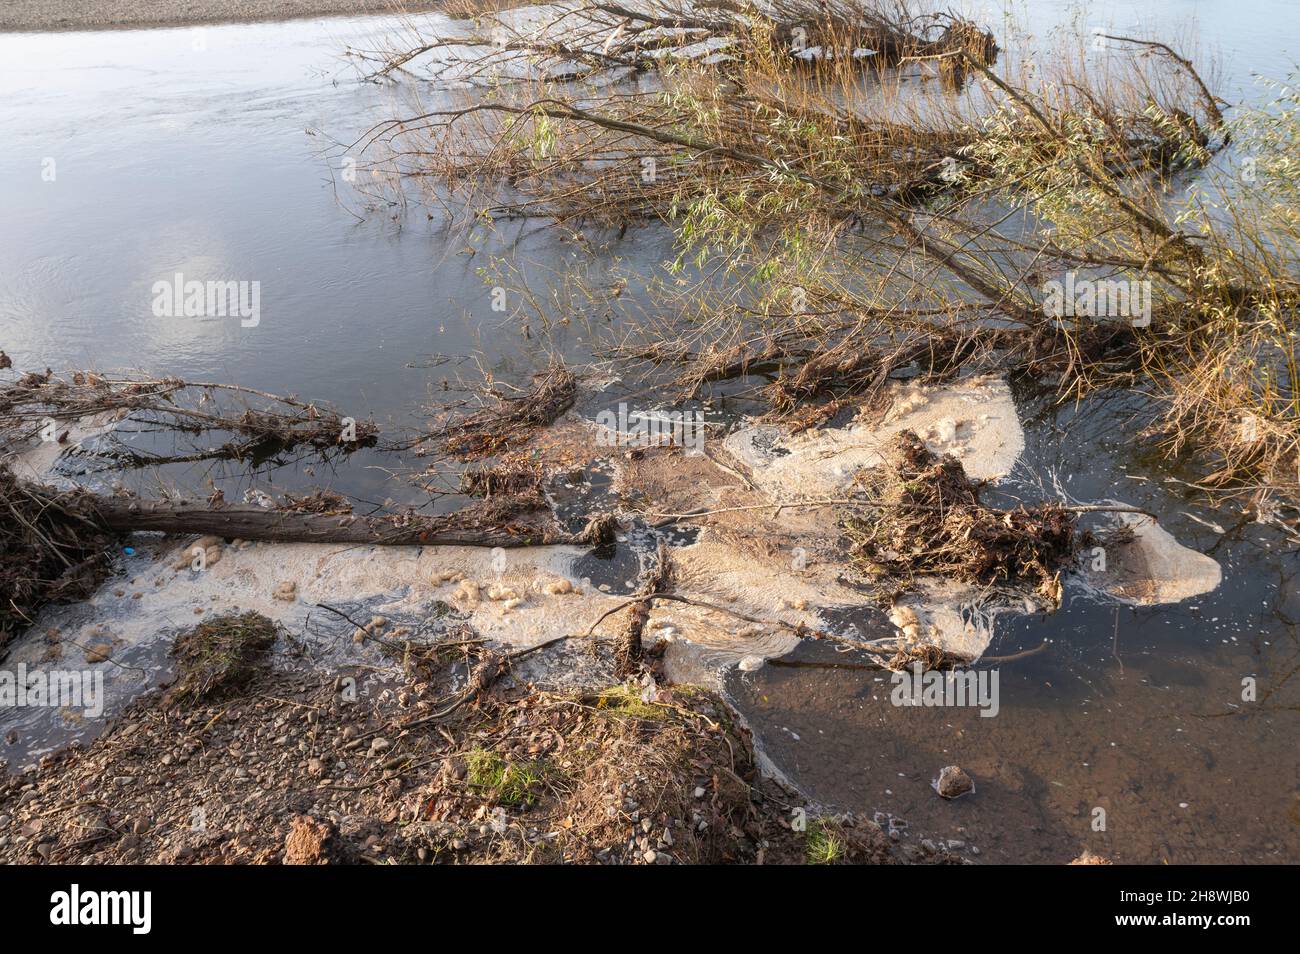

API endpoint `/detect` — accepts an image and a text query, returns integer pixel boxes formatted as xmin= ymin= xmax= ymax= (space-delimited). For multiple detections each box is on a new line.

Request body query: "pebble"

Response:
xmin=934 ymin=765 xmax=974 ymax=799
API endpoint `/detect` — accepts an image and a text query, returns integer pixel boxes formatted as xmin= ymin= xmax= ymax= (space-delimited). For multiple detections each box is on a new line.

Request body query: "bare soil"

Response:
xmin=0 ymin=632 xmax=906 ymax=865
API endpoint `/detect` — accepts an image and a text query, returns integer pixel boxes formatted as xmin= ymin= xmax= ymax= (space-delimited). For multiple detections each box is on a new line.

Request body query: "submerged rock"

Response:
xmin=934 ymin=765 xmax=974 ymax=799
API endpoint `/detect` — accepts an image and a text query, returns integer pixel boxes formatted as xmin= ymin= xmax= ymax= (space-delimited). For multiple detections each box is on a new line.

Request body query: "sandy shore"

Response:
xmin=0 ymin=0 xmax=443 ymax=32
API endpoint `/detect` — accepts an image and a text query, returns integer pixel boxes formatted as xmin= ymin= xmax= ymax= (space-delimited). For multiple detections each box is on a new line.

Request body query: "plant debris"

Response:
xmin=162 ymin=611 xmax=279 ymax=707
xmin=0 ymin=464 xmax=116 ymax=656
xmin=0 ymin=369 xmax=379 ymax=466
xmin=434 ymin=362 xmax=577 ymax=461
xmin=843 ymin=431 xmax=1076 ymax=601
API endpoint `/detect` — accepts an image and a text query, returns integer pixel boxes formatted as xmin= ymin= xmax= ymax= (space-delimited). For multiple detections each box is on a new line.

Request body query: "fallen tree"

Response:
xmin=86 ymin=494 xmax=616 ymax=548
xmin=0 ymin=369 xmax=380 ymax=472
xmin=351 ymin=0 xmax=995 ymax=84
xmin=0 ymin=463 xmax=616 ymax=655
xmin=356 ymin=0 xmax=1300 ymax=497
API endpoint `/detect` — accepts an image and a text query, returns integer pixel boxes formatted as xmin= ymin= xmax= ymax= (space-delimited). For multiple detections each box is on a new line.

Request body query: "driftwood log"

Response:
xmin=87 ymin=497 xmax=616 ymax=549
xmin=1 ymin=463 xmax=615 ymax=655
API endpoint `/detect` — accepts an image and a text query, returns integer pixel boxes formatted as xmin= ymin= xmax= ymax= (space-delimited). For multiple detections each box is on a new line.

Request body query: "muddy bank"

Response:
xmin=0 ymin=0 xmax=441 ymax=33
xmin=0 ymin=624 xmax=908 ymax=866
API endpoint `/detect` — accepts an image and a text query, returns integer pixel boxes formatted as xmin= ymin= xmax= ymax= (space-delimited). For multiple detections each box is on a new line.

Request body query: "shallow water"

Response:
xmin=0 ymin=4 xmax=1296 ymax=858
xmin=727 ymin=389 xmax=1300 ymax=863
xmin=0 ymin=12 xmax=649 ymax=503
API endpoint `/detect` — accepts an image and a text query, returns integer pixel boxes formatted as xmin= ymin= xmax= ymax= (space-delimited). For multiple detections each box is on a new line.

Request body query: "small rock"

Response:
xmin=934 ymin=765 xmax=974 ymax=799
xmin=284 ymin=815 xmax=332 ymax=865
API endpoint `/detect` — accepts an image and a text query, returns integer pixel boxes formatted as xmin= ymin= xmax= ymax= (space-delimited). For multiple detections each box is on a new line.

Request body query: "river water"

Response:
xmin=0 ymin=3 xmax=1296 ymax=861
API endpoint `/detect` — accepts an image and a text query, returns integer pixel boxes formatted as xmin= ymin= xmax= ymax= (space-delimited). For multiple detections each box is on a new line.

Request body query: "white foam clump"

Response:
xmin=721 ymin=375 xmax=1025 ymax=499
xmin=1080 ymin=512 xmax=1222 ymax=605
